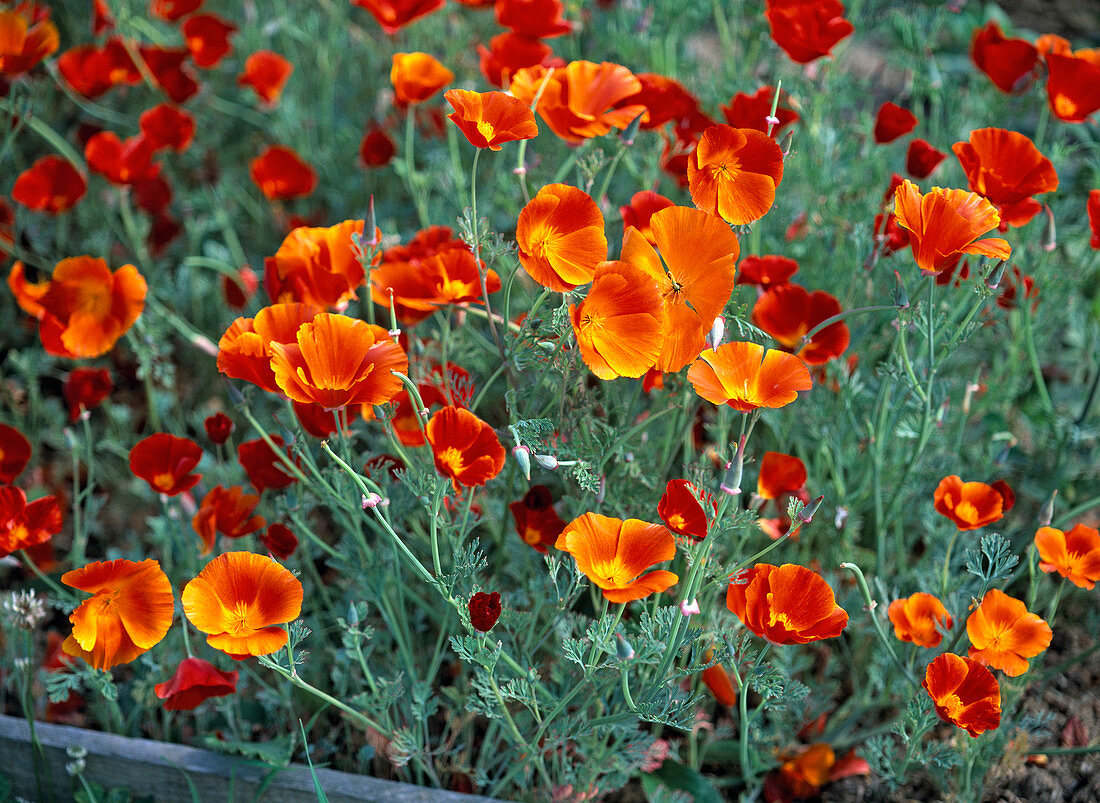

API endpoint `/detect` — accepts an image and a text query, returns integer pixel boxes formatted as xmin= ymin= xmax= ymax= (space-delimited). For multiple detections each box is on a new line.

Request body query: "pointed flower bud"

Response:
xmin=798 ymin=494 xmax=824 ymax=523
xmin=513 ymin=444 xmax=532 ymax=481
xmin=533 ymin=453 xmax=558 ymax=470
xmin=615 ymin=633 xmax=635 ymax=661
xmin=1038 ymin=490 xmax=1057 ymax=527
xmin=893 ymin=270 xmax=909 ymax=309
xmin=985 ymin=260 xmax=1007 ymax=291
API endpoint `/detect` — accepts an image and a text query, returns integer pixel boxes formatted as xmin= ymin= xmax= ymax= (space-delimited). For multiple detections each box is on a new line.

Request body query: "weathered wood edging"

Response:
xmin=0 ymin=714 xmax=498 ymax=802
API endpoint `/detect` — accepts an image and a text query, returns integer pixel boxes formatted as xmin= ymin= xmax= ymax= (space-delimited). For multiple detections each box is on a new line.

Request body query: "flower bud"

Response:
xmin=1038 ymin=489 xmax=1057 ymax=527
xmin=513 ymin=444 xmax=532 ymax=480
xmin=798 ymin=494 xmax=824 ymax=523
xmin=707 ymin=315 xmax=725 ymax=349
xmin=533 ymin=453 xmax=558 ymax=470
xmin=1042 ymin=204 xmax=1056 ymax=252
xmin=893 ymin=270 xmax=909 ymax=309
xmin=679 ymin=598 xmax=701 ymax=617
xmin=780 ymin=130 xmax=795 ymax=157
xmin=347 ymin=601 xmax=360 ymax=627
xmin=615 ymin=633 xmax=635 ymax=661
xmin=719 ymin=438 xmax=746 ymax=496
xmin=985 ymin=259 xmax=1007 ymax=291
xmin=620 ymin=111 xmax=644 ymax=146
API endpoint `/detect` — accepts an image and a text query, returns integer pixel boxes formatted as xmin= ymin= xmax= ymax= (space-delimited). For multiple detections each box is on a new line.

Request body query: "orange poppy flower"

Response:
xmin=1089 ymin=190 xmax=1099 ymax=249
xmin=570 ymin=260 xmax=665 ymax=380
xmin=657 ymin=479 xmax=716 ymax=541
xmin=351 ymin=0 xmax=445 ymax=34
xmin=269 ymin=313 xmax=408 ymax=410
xmin=555 ymin=513 xmax=678 ymax=603
xmin=238 ymin=436 xmax=298 ymax=492
xmin=765 ymin=0 xmax=853 ymax=64
xmin=621 ymin=205 xmax=739 ymax=372
xmin=218 ymin=302 xmax=321 ymax=393
xmin=263 ymin=219 xmax=367 ymax=308
xmin=887 ymin=592 xmax=953 ymax=648
xmin=757 ymin=451 xmax=807 ymax=500
xmin=722 ymin=86 xmax=799 ymax=137
xmin=970 ymin=21 xmax=1039 ymax=94
xmin=619 ymin=191 xmax=674 ymax=245
xmin=0 ymin=6 xmax=59 ymax=76
xmin=129 ymin=433 xmax=203 ymax=496
xmin=249 ymin=145 xmax=317 ymax=201
xmin=966 ymin=589 xmax=1052 ymax=677
xmin=182 ymin=551 xmax=303 ymax=658
xmin=726 ymin=563 xmax=848 ymax=645
xmin=510 ymin=61 xmax=644 ymax=144
xmin=1034 ymin=524 xmax=1100 ymax=589
xmin=952 ymin=128 xmax=1058 ymax=228
xmin=509 ymin=485 xmax=566 ymax=554
xmin=390 ymin=52 xmax=452 ymax=105
xmin=923 ymin=653 xmax=1000 ymax=737
xmin=62 ymin=365 xmax=114 ymax=415
xmin=687 ymin=125 xmax=785 ymax=226
xmin=751 ymin=284 xmax=849 ymax=366
xmin=516 ymin=183 xmax=607 ymax=292
xmin=155 ymin=657 xmax=238 ymax=711
xmin=701 ymin=652 xmax=737 ymax=705
xmin=932 ymin=475 xmax=1005 ymax=531
xmin=191 ymin=485 xmax=266 ymax=555
xmin=736 ymin=254 xmax=798 ymax=288
xmin=773 ymin=743 xmax=835 ymax=799
xmin=181 ymin=13 xmax=236 ymax=69
xmin=496 ymin=0 xmax=572 ymax=38
xmin=12 ymin=155 xmax=87 ymax=213
xmin=139 ymin=104 xmax=195 ymax=153
xmin=0 ymin=424 xmax=31 ymax=483
xmin=445 ymin=89 xmax=539 ymax=151
xmin=873 ymin=102 xmax=917 ymax=144
xmin=1045 ymin=52 xmax=1100 ymax=124
xmin=688 ymin=341 xmax=812 ymax=413
xmin=9 ymin=256 xmax=147 ymax=359
xmin=477 ymin=32 xmax=555 ymax=89
xmin=892 ymin=180 xmax=1011 ymax=277
xmin=0 ymin=485 xmax=62 ymax=558
xmin=238 ymin=50 xmax=293 ymax=105
xmin=371 ymin=245 xmax=501 ymax=324
xmin=425 ymin=406 xmax=505 ymax=491
xmin=905 ymin=138 xmax=945 ymax=179
xmin=62 ymin=558 xmax=174 ymax=670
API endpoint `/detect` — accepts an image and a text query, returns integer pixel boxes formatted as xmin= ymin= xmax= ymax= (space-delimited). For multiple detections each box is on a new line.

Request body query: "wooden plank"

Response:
xmin=0 ymin=714 xmax=497 ymax=802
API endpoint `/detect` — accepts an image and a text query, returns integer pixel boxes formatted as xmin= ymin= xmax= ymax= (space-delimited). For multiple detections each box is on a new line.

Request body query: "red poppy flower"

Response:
xmin=84 ymin=132 xmax=159 ymax=186
xmin=887 ymin=592 xmax=952 ymax=648
xmin=615 ymin=73 xmax=707 ymax=131
xmin=445 ymin=89 xmax=539 ymax=151
xmin=951 ymin=128 xmax=1058 ymax=228
xmin=688 ymin=125 xmax=785 ymax=225
xmin=191 ymin=485 xmax=266 ymax=555
xmin=721 ymin=86 xmax=799 ymax=137
xmin=56 ymin=39 xmax=140 ymax=98
xmin=131 ymin=174 xmax=172 ymax=217
xmin=657 ymin=479 xmax=715 ymax=541
xmin=765 ymin=0 xmax=853 ymax=64
xmin=426 ymin=406 xmax=505 ymax=491
xmin=0 ymin=6 xmax=59 ymax=76
xmin=688 ymin=341 xmax=812 ymax=413
xmin=1034 ymin=523 xmax=1100 ymax=589
xmin=510 ymin=61 xmax=644 ymax=144
xmin=468 ymin=591 xmax=502 ymax=632
xmin=509 ymin=485 xmax=566 ymax=554
xmin=351 ymin=0 xmax=445 ymax=34
xmin=516 ymin=183 xmax=607 ymax=292
xmin=238 ymin=436 xmax=298 ymax=492
xmin=932 ymin=475 xmax=1005 ymax=531
xmin=556 ymin=513 xmax=678 ymax=603
xmin=152 ymin=0 xmax=203 ymax=22
xmin=619 ymin=191 xmax=674 ymax=245
xmin=182 ymin=13 xmax=236 ymax=69
xmin=263 ymin=220 xmax=366 ymax=308
xmin=751 ymin=284 xmax=849 ymax=365
xmin=221 ymin=265 xmax=258 ymax=309
xmin=0 ymin=424 xmax=32 ymax=482
xmin=477 ymin=32 xmax=554 ymax=89
xmin=12 ymin=156 xmax=87 ymax=213
xmin=139 ymin=104 xmax=195 ymax=152
xmin=1044 ymin=52 xmax=1100 ymax=124
xmin=496 ymin=0 xmax=572 ymax=38
xmin=130 ymin=433 xmax=203 ymax=496
xmin=1089 ymin=190 xmax=1100 ymax=249
xmin=0 ymin=485 xmax=62 ymax=558
xmin=736 ymin=255 xmax=798 ymax=288
xmin=757 ymin=451 xmax=807 ymax=500
xmin=727 ymin=563 xmax=848 ymax=644
xmin=359 ymin=125 xmax=396 ymax=167
xmin=204 ymin=412 xmax=234 ymax=445
xmin=873 ymin=102 xmax=917 ymax=144
xmin=995 ymin=266 xmax=1038 ymax=311
xmin=966 ymin=589 xmax=1051 ymax=677
xmin=873 ymin=211 xmax=910 ymax=255
xmin=371 ymin=246 xmax=501 ymax=325
xmin=155 ymin=657 xmax=238 ymax=711
xmin=923 ymin=653 xmax=1001 ymax=737
xmin=138 ymin=45 xmax=199 ymax=104
xmin=238 ymin=50 xmax=292 ymax=105
xmin=970 ymin=21 xmax=1039 ymax=93
xmin=260 ymin=523 xmax=298 ymax=560
xmin=249 ymin=145 xmax=317 ymax=201
xmin=905 ymin=138 xmax=945 ymax=179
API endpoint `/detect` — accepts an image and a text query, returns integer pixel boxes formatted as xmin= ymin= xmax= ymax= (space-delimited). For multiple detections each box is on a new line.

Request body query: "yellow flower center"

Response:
xmin=765 ymin=592 xmax=792 ymax=629
xmin=153 ymin=471 xmax=176 ymax=492
xmin=437 ymin=446 xmax=465 ymax=476
xmin=225 ymin=601 xmax=255 ymax=636
xmin=954 ymin=500 xmax=979 ymax=525
xmin=476 ymin=120 xmax=496 ymax=142
xmin=941 ymin=693 xmax=965 ymax=721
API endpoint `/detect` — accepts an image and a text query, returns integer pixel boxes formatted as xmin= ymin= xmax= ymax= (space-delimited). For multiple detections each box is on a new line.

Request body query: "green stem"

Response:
xmin=840 ymin=562 xmax=918 ymax=687
xmin=797 ymin=305 xmax=900 ymax=351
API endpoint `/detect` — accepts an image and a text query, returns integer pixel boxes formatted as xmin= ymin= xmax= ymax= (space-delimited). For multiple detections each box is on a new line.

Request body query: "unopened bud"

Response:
xmin=533 ymin=453 xmax=558 ymax=470
xmin=985 ymin=259 xmax=1007 ymax=291
xmin=798 ymin=495 xmax=824 ymax=523
xmin=1042 ymin=204 xmax=1056 ymax=252
xmin=779 ymin=130 xmax=795 ymax=157
xmin=719 ymin=438 xmax=746 ymax=496
xmin=596 ymin=475 xmax=606 ymax=504
xmin=615 ymin=633 xmax=635 ymax=661
xmin=620 ymin=112 xmax=644 ymax=146
xmin=893 ymin=270 xmax=909 ymax=309
xmin=1038 ymin=490 xmax=1057 ymax=527
xmin=513 ymin=444 xmax=532 ymax=480
xmin=679 ymin=599 xmax=701 ymax=616
xmin=347 ymin=601 xmax=360 ymax=627
xmin=366 ymin=195 xmax=379 ymax=246
xmin=707 ymin=316 xmax=725 ymax=349
xmin=362 ymin=492 xmax=387 ymax=509
xmin=834 ymin=506 xmax=848 ymax=529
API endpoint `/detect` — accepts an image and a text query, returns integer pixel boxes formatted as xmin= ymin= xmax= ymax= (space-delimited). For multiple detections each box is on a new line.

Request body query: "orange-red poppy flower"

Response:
xmin=217 ymin=302 xmax=321 ymax=393
xmin=892 ymin=180 xmax=1011 ymax=277
xmin=737 ymin=254 xmax=798 ymax=288
xmin=722 ymin=86 xmax=799 ymax=137
xmin=516 ymin=183 xmax=607 ymax=292
xmin=9 ymin=256 xmax=147 ymax=359
xmin=970 ymin=21 xmax=1039 ymax=94
xmin=139 ymin=104 xmax=195 ymax=153
xmin=619 ymin=191 xmax=674 ymax=245
xmin=269 ymin=313 xmax=407 ymax=410
xmin=555 ymin=513 xmax=678 ymax=603
xmin=966 ymin=589 xmax=1051 ymax=677
xmin=85 ymin=132 xmax=159 ymax=186
xmin=221 ymin=265 xmax=258 ymax=310
xmin=510 ymin=61 xmax=644 ymax=144
xmin=873 ymin=102 xmax=917 ymax=144
xmin=702 ymin=660 xmax=738 ymax=706
xmin=496 ymin=0 xmax=572 ymax=38
xmin=905 ymin=138 xmax=945 ymax=179
xmin=191 ymin=485 xmax=266 ymax=555
xmin=445 ymin=89 xmax=539 ymax=151
xmin=260 ymin=523 xmax=298 ymax=560
xmin=249 ymin=145 xmax=317 ymax=201
xmin=688 ymin=341 xmax=812 ymax=413
xmin=12 ymin=156 xmax=87 ymax=214
xmin=771 ymin=743 xmax=835 ymax=799
xmin=181 ymin=13 xmax=236 ymax=69
xmin=757 ymin=451 xmax=807 ymax=501
xmin=264 ymin=219 xmax=367 ymax=308
xmin=0 ymin=424 xmax=31 ymax=483
xmin=1045 ymin=52 xmax=1100 ymax=124
xmin=571 ymin=260 xmax=665 ymax=380
xmin=751 ymin=284 xmax=849 ymax=366
xmin=932 ymin=475 xmax=1005 ymax=531
xmin=152 ymin=0 xmax=201 ymax=22
xmin=509 ymin=485 xmax=566 ymax=554
xmin=1089 ymin=190 xmax=1100 ymax=249
xmin=62 ymin=558 xmax=174 ymax=670
xmin=726 ymin=563 xmax=848 ymax=644
xmin=204 ymin=412 xmax=234 ymax=445
xmin=887 ymin=592 xmax=953 ymax=648
xmin=372 ymin=245 xmax=501 ymax=325
xmin=359 ymin=124 xmax=396 ymax=167
xmin=425 ymin=406 xmax=505 ymax=491
xmin=468 ymin=591 xmax=502 ymax=632
xmin=0 ymin=485 xmax=62 ymax=558
xmin=953 ymin=128 xmax=1058 ymax=228
xmin=765 ymin=0 xmax=853 ymax=64
xmin=620 ymin=205 xmax=739 ymax=373
xmin=617 ymin=73 xmax=707 ymax=131
xmin=351 ymin=0 xmax=445 ymax=34
xmin=687 ymin=125 xmax=785 ymax=226
xmin=182 ymin=551 xmax=303 ymax=658
xmin=137 ymin=44 xmax=200 ymax=104
xmin=478 ymin=32 xmax=555 ymax=88
xmin=56 ymin=38 xmax=140 ymax=98
xmin=238 ymin=50 xmax=293 ymax=105
xmin=1034 ymin=524 xmax=1100 ymax=589
xmin=129 ymin=433 xmax=203 ymax=496
xmin=657 ymin=479 xmax=716 ymax=541
xmin=238 ymin=436 xmax=298 ymax=492
xmin=923 ymin=653 xmax=1000 ymax=737
xmin=155 ymin=657 xmax=239 ymax=711
xmin=0 ymin=6 xmax=59 ymax=76
xmin=390 ymin=52 xmax=452 ymax=105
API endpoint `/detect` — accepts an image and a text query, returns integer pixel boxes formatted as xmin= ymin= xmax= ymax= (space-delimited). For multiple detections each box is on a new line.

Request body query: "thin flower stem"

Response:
xmin=1021 ymin=306 xmax=1055 ymax=417
xmin=468 ymin=148 xmax=512 ymax=386
xmin=940 ymin=528 xmax=960 ymax=596
xmin=404 ymin=107 xmax=430 ymax=228
xmin=797 ymin=304 xmax=900 ymax=352
xmin=0 ymin=97 xmax=86 ymax=169
xmin=429 ymin=481 xmax=447 ymax=576
xmin=263 ymin=658 xmax=392 ymax=738
xmin=17 ymin=551 xmax=70 ymax=600
xmin=620 ymin=665 xmax=638 ymax=712
xmin=840 ymin=562 xmax=919 ymax=687
xmin=391 ymin=371 xmax=431 ymax=433
xmin=180 ymin=615 xmax=194 ymax=659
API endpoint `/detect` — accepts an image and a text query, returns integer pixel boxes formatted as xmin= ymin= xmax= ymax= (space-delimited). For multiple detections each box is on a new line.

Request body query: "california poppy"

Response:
xmin=967 ymin=589 xmax=1052 ymax=677
xmin=249 ymin=145 xmax=317 ymax=201
xmin=701 ymin=660 xmax=738 ymax=706
xmin=191 ymin=485 xmax=266 ymax=555
xmin=722 ymin=86 xmax=799 ymax=137
xmin=217 ymin=302 xmax=322 ymax=393
xmin=496 ymin=0 xmax=572 ymax=38
xmin=1044 ymin=52 xmax=1100 ymax=124
xmin=269 ymin=313 xmax=408 ymax=410
xmin=509 ymin=485 xmax=566 ymax=553
xmin=970 ymin=21 xmax=1039 ymax=94
xmin=510 ymin=61 xmax=644 ymax=144
xmin=359 ymin=124 xmax=397 ymax=168
xmin=468 ymin=591 xmax=502 ymax=632
xmin=8 ymin=255 xmax=147 ymax=359
xmin=0 ymin=6 xmax=59 ymax=76
xmin=905 ymin=138 xmax=945 ymax=179
xmin=477 ymin=32 xmax=555 ymax=88
xmin=155 ymin=657 xmax=239 ymax=711
xmin=923 ymin=653 xmax=1000 ymax=737
xmin=425 ymin=406 xmax=505 ymax=490
xmin=737 ymin=255 xmax=798 ymax=288
xmin=222 ymin=265 xmax=258 ymax=310
xmin=0 ymin=485 xmax=62 ymax=558
xmin=618 ymin=73 xmax=708 ymax=131
xmin=238 ymin=51 xmax=293 ymax=105
xmin=751 ymin=284 xmax=849 ymax=366
xmin=995 ymin=266 xmax=1038 ymax=312
xmin=657 ymin=479 xmax=715 ymax=541
xmin=129 ymin=433 xmax=203 ymax=496
xmin=204 ymin=412 xmax=234 ymax=445
xmin=371 ymin=243 xmax=501 ymax=324
xmin=555 ymin=513 xmax=678 ymax=603
xmin=391 ymin=52 xmax=453 ymax=105
xmin=139 ymin=104 xmax=196 ymax=152
xmin=765 ymin=0 xmax=853 ymax=64
xmin=263 ymin=219 xmax=366 ymax=308
xmin=873 ymin=102 xmax=917 ymax=144
xmin=260 ymin=523 xmax=298 ymax=560
xmin=950 ymin=127 xmax=1059 ymax=229
xmin=350 ymin=0 xmax=445 ymax=34
xmin=887 ymin=592 xmax=952 ymax=648
xmin=56 ymin=38 xmax=140 ymax=98
xmin=932 ymin=475 xmax=1005 ymax=530
xmin=181 ymin=13 xmax=236 ymax=69
xmin=85 ymin=132 xmax=159 ymax=186
xmin=1034 ymin=524 xmax=1100 ymax=589
xmin=445 ymin=89 xmax=539 ymax=151
xmin=182 ymin=551 xmax=303 ymax=658
xmin=1088 ymin=189 xmax=1099 ymax=249
xmin=687 ymin=125 xmax=785 ymax=226
xmin=0 ymin=424 xmax=31 ymax=482
xmin=726 ymin=563 xmax=848 ymax=644
xmin=688 ymin=341 xmax=812 ymax=412
xmin=137 ymin=45 xmax=199 ymax=104
xmin=12 ymin=156 xmax=87 ymax=213
xmin=619 ymin=191 xmax=674 ymax=245
xmin=238 ymin=436 xmax=298 ymax=492
xmin=152 ymin=0 xmax=202 ymax=22
xmin=570 ymin=260 xmax=665 ymax=380
xmin=757 ymin=451 xmax=807 ymax=501
xmin=62 ymin=558 xmax=174 ymax=670
xmin=516 ymin=184 xmax=607 ymax=292
xmin=892 ymin=180 xmax=1011 ymax=276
